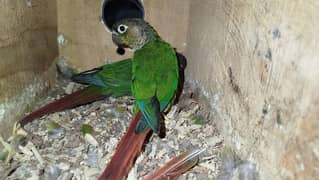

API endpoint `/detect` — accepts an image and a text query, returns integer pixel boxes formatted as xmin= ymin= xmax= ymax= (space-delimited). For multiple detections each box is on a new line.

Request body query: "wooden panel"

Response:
xmin=0 ymin=0 xmax=58 ymax=136
xmin=186 ymin=0 xmax=319 ymax=178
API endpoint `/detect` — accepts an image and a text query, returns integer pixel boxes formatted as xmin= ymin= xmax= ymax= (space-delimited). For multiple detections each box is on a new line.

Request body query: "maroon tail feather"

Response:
xmin=19 ymin=87 xmax=108 ymax=126
xmin=99 ymin=112 xmax=152 ymax=180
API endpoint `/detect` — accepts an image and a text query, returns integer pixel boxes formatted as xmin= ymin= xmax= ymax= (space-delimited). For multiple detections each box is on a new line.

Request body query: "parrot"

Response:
xmin=19 ymin=53 xmax=186 ymax=127
xmin=111 ymin=18 xmax=179 ymax=134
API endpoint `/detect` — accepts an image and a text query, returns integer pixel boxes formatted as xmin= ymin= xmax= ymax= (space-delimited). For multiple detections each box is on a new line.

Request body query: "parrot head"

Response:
xmin=111 ymin=18 xmax=157 ymax=51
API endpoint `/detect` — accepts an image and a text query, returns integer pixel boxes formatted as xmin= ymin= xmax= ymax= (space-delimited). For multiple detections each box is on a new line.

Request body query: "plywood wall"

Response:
xmin=0 ymin=0 xmax=58 ymax=136
xmin=185 ymin=0 xmax=319 ymax=178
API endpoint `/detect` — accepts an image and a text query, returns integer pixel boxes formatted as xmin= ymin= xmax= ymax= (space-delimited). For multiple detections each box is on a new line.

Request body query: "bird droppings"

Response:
xmin=25 ymin=0 xmax=32 ymax=7
xmin=228 ymin=67 xmax=240 ymax=94
xmin=265 ymin=48 xmax=272 ymax=61
xmin=57 ymin=33 xmax=66 ymax=48
xmin=0 ymin=81 xmax=223 ymax=179
xmin=0 ymin=106 xmax=5 ymax=123
xmin=272 ymin=28 xmax=281 ymax=39
xmin=56 ymin=57 xmax=75 ymax=79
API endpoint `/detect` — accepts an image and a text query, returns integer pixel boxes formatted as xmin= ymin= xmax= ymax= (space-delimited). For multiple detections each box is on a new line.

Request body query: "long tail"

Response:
xmin=99 ymin=112 xmax=152 ymax=180
xmin=19 ymin=86 xmax=108 ymax=126
xmin=144 ymin=149 xmax=205 ymax=180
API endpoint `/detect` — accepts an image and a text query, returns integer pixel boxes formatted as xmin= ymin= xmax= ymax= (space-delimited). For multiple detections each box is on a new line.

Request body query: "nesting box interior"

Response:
xmin=0 ymin=0 xmax=318 ymax=179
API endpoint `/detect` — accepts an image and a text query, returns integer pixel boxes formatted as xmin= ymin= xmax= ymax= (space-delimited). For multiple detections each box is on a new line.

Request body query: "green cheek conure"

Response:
xmin=19 ymin=53 xmax=186 ymax=127
xmin=111 ymin=18 xmax=179 ymax=134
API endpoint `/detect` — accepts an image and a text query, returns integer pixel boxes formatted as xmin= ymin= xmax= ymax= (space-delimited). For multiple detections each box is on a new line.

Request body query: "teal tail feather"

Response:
xmin=71 ymin=67 xmax=106 ymax=87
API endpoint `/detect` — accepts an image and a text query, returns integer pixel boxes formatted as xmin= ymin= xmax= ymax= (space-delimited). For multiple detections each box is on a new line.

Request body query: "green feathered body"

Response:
xmin=131 ymin=38 xmax=179 ymax=133
xmin=132 ymin=40 xmax=178 ymax=109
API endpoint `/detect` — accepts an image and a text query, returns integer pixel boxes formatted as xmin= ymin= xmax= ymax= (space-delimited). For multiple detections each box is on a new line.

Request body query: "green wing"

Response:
xmin=72 ymin=58 xmax=132 ymax=97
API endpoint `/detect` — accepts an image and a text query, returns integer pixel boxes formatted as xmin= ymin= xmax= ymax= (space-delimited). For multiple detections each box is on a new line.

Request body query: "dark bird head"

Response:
xmin=111 ymin=18 xmax=158 ymax=51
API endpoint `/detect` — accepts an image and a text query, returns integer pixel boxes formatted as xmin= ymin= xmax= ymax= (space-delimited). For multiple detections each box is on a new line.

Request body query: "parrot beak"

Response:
xmin=112 ymin=30 xmax=118 ymax=35
xmin=112 ymin=32 xmax=125 ymax=47
xmin=111 ymin=31 xmax=129 ymax=55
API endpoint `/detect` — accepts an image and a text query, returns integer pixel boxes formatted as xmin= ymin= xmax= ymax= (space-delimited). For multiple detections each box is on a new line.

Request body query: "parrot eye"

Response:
xmin=117 ymin=24 xmax=128 ymax=34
